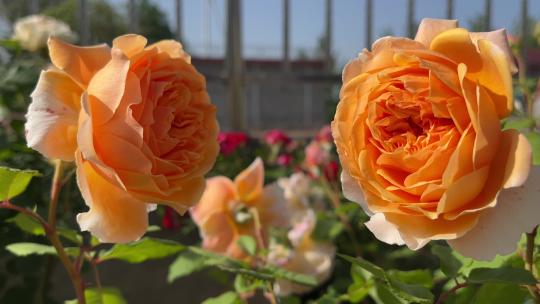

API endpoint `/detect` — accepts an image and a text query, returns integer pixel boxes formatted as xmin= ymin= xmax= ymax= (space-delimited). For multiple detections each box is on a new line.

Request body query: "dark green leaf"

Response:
xmin=6 ymin=243 xmax=55 ymax=256
xmin=374 ymin=283 xmax=405 ymax=304
xmin=338 ymin=254 xmax=385 ymax=279
xmin=201 ymin=292 xmax=242 ymax=304
xmin=468 ymin=267 xmax=537 ymax=285
xmin=431 ymin=244 xmax=463 ymax=278
xmin=57 ymin=227 xmax=83 ymax=245
xmin=473 ymin=283 xmax=529 ymax=304
xmin=65 ymin=287 xmax=127 ymax=304
xmin=388 ymin=269 xmax=433 ymax=288
xmin=388 ymin=278 xmax=434 ymax=303
xmin=168 ymin=251 xmax=207 ymax=283
xmin=237 ymin=235 xmax=257 ymax=256
xmin=6 ymin=213 xmax=44 ymax=236
xmin=0 ymin=167 xmax=40 ymax=200
xmin=99 ymin=238 xmax=184 ymax=263
xmin=261 ymin=265 xmax=317 ymax=286
xmin=312 ymin=213 xmax=344 ymax=241
xmin=525 ymin=132 xmax=540 ymax=165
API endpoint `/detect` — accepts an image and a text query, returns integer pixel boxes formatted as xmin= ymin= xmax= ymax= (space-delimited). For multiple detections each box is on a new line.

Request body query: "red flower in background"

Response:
xmin=277 ymin=154 xmax=293 ymax=167
xmin=264 ymin=129 xmax=291 ymax=146
xmin=323 ymin=161 xmax=339 ymax=182
xmin=218 ymin=132 xmax=248 ymax=155
xmin=162 ymin=207 xmax=181 ymax=230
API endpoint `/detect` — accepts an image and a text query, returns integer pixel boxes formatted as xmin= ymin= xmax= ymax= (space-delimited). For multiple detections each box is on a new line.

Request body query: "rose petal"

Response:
xmin=48 ymin=37 xmax=110 ymax=86
xmin=365 ymin=213 xmax=406 ymax=246
xmin=430 ymin=28 xmax=482 ymax=72
xmin=112 ymin=34 xmax=148 ymax=59
xmin=448 ymin=165 xmax=540 ymax=261
xmin=415 ymin=18 xmax=458 ymax=47
xmin=148 ymin=40 xmax=191 ymax=62
xmin=191 ymin=176 xmax=235 ymax=225
xmin=470 ymin=29 xmax=517 ymax=74
xmin=25 ymin=70 xmax=82 ymax=161
xmin=234 ymin=157 xmax=264 ymax=202
xmin=75 ymin=153 xmax=149 ymax=243
xmin=341 ymin=170 xmax=372 ymax=216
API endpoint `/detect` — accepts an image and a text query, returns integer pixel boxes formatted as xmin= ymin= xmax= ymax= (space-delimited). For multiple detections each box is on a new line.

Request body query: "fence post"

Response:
xmin=128 ymin=0 xmax=139 ymax=33
xmin=407 ymin=0 xmax=415 ymax=38
xmin=446 ymin=0 xmax=453 ymax=19
xmin=175 ymin=0 xmax=182 ymax=42
xmin=282 ymin=0 xmax=290 ymax=72
xmin=324 ymin=0 xmax=332 ymax=71
xmin=365 ymin=0 xmax=372 ymax=47
xmin=226 ymin=0 xmax=245 ymax=130
xmin=78 ymin=0 xmax=89 ymax=44
xmin=484 ymin=0 xmax=492 ymax=31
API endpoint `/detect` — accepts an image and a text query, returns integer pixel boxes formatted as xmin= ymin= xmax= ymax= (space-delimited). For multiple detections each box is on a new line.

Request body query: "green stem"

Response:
xmin=48 ymin=160 xmax=64 ymax=229
xmin=525 ymin=227 xmax=540 ymax=302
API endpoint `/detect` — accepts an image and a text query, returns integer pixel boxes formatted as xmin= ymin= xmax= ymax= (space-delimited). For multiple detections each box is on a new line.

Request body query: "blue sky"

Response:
xmin=140 ymin=0 xmax=540 ymax=65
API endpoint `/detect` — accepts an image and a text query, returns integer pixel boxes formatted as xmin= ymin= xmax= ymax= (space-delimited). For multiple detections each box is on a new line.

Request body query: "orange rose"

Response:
xmin=333 ymin=18 xmax=540 ymax=260
xmin=191 ymin=158 xmax=288 ymax=260
xmin=25 ymin=34 xmax=219 ymax=243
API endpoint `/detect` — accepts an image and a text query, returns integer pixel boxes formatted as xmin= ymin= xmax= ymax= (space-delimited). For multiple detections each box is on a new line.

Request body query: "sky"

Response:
xmin=142 ymin=0 xmax=540 ymax=65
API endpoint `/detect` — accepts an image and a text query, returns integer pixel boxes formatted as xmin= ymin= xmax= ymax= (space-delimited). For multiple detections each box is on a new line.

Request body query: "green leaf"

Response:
xmin=99 ymin=238 xmax=184 ymax=263
xmin=473 ymin=283 xmax=529 ymax=304
xmin=237 ymin=235 xmax=257 ymax=256
xmin=57 ymin=227 xmax=83 ymax=245
xmin=431 ymin=244 xmax=463 ymax=278
xmin=468 ymin=267 xmax=538 ymax=285
xmin=312 ymin=213 xmax=344 ymax=241
xmin=6 ymin=242 xmax=55 ymax=256
xmin=374 ymin=282 xmax=405 ymax=304
xmin=338 ymin=254 xmax=385 ymax=279
xmin=201 ymin=292 xmax=242 ymax=304
xmin=502 ymin=117 xmax=535 ymax=131
xmin=234 ymin=274 xmax=265 ymax=293
xmin=6 ymin=213 xmax=45 ymax=236
xmin=0 ymin=39 xmax=21 ymax=51
xmin=167 ymin=251 xmax=207 ymax=283
xmin=0 ymin=167 xmax=40 ymax=200
xmin=339 ymin=254 xmax=433 ymax=303
xmin=525 ymin=132 xmax=540 ymax=165
xmin=65 ymin=287 xmax=127 ymax=304
xmin=388 ymin=269 xmax=433 ymax=288
xmin=261 ymin=265 xmax=317 ymax=286
xmin=347 ymin=281 xmax=372 ymax=303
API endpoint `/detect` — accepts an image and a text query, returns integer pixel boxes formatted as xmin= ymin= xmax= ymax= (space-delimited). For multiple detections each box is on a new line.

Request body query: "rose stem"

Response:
xmin=47 ymin=160 xmax=86 ymax=303
xmin=435 ymin=282 xmax=468 ymax=304
xmin=319 ymin=175 xmax=362 ymax=256
xmin=525 ymin=227 xmax=540 ymax=301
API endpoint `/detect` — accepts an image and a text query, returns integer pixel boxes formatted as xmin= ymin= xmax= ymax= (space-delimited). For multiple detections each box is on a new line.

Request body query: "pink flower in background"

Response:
xmin=304 ymin=141 xmax=329 ymax=168
xmin=218 ymin=131 xmax=248 ymax=155
xmin=264 ymin=129 xmax=291 ymax=146
xmin=315 ymin=125 xmax=333 ymax=143
xmin=277 ymin=154 xmax=293 ymax=167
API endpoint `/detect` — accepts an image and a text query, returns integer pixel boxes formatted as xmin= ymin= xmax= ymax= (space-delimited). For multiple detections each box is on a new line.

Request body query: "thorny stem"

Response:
xmin=91 ymin=261 xmax=102 ymax=291
xmin=525 ymin=227 xmax=540 ymax=302
xmin=0 ymin=161 xmax=86 ymax=303
xmin=249 ymin=207 xmax=267 ymax=253
xmin=264 ymin=281 xmax=279 ymax=304
xmin=319 ymin=175 xmax=362 ymax=256
xmin=435 ymin=282 xmax=469 ymax=304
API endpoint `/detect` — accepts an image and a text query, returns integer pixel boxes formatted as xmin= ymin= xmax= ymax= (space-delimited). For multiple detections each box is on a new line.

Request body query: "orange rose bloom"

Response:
xmin=191 ymin=158 xmax=288 ymax=260
xmin=333 ymin=18 xmax=540 ymax=260
xmin=26 ymin=35 xmax=219 ymax=243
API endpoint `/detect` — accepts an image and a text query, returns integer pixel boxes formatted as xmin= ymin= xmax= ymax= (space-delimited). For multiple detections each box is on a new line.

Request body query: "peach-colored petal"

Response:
xmin=449 ymin=165 xmax=540 ymax=260
xmin=48 ymin=37 xmax=110 ymax=86
xmin=112 ymin=34 xmax=148 ymax=59
xmin=75 ymin=153 xmax=149 ymax=243
xmin=470 ymin=29 xmax=517 ymax=73
xmin=191 ymin=177 xmax=235 ymax=225
xmin=200 ymin=211 xmax=236 ymax=254
xmin=148 ymin=40 xmax=191 ymax=62
xmin=340 ymin=170 xmax=372 ymax=215
xmin=234 ymin=157 xmax=264 ymax=203
xmin=415 ymin=18 xmax=458 ymax=47
xmin=86 ymin=49 xmax=130 ymax=126
xmin=365 ymin=213 xmax=405 ymax=246
xmin=430 ymin=28 xmax=482 ymax=72
xmin=26 ymin=70 xmax=82 ymax=161
xmin=502 ymin=132 xmax=532 ymax=188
